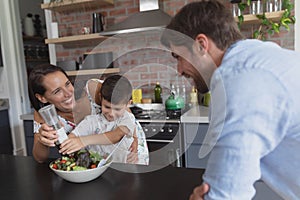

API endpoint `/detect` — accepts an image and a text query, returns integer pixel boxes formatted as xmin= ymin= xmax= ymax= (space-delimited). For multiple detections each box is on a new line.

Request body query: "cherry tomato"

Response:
xmin=60 ymin=160 xmax=67 ymax=164
xmin=90 ymin=164 xmax=97 ymax=169
xmin=52 ymin=163 xmax=58 ymax=169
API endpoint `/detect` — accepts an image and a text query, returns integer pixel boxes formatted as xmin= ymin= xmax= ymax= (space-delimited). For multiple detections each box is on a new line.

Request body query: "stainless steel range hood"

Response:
xmin=100 ymin=0 xmax=171 ymax=36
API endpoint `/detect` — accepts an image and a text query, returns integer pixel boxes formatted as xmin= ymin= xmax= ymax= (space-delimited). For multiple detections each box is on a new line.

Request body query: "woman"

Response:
xmin=28 ymin=64 xmax=148 ymax=164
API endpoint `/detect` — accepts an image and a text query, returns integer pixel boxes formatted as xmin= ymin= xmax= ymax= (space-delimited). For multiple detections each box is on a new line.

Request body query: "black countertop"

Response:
xmin=0 ymin=155 xmax=204 ymax=200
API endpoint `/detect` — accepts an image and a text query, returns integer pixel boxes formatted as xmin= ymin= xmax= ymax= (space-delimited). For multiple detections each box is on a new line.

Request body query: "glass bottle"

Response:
xmin=189 ymin=86 xmax=198 ymax=108
xmin=230 ymin=0 xmax=242 ymax=17
xmin=250 ymin=0 xmax=263 ymax=14
xmin=154 ymin=82 xmax=162 ymax=103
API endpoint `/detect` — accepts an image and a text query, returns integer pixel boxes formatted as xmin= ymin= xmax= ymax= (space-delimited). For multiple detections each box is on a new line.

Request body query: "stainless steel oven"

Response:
xmin=131 ymin=104 xmax=184 ymax=167
xmin=137 ymin=118 xmax=183 ymax=167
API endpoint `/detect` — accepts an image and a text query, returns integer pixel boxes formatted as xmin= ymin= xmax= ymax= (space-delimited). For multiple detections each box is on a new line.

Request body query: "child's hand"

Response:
xmin=59 ymin=137 xmax=85 ymax=155
xmin=127 ymin=136 xmax=138 ymax=163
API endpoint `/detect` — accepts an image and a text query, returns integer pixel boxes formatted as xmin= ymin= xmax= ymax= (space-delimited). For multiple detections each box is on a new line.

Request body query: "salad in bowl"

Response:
xmin=49 ymin=149 xmax=112 ymax=183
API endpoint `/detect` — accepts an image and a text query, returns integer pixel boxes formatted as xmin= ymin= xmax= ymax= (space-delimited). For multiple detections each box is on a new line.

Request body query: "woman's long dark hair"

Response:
xmin=28 ymin=64 xmax=69 ymax=111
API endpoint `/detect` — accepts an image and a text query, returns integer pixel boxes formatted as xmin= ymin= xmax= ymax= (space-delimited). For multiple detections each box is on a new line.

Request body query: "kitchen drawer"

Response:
xmin=26 ymin=137 xmax=34 ymax=156
xmin=0 ymin=145 xmax=13 ymax=154
xmin=184 ymin=123 xmax=208 ymax=144
xmin=0 ymin=126 xmax=12 ymax=144
xmin=185 ymin=144 xmax=210 ymax=169
xmin=24 ymin=120 xmax=34 ymax=137
xmin=0 ymin=110 xmax=9 ymax=126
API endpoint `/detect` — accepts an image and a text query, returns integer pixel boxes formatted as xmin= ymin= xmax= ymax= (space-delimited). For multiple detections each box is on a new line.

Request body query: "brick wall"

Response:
xmin=52 ymin=0 xmax=295 ymax=102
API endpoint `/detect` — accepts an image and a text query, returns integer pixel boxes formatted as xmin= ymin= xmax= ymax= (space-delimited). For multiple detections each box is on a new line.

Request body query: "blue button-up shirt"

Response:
xmin=202 ymin=39 xmax=300 ymax=199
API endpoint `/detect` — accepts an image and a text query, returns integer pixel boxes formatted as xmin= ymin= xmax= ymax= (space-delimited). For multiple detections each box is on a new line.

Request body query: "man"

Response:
xmin=161 ymin=0 xmax=300 ymax=199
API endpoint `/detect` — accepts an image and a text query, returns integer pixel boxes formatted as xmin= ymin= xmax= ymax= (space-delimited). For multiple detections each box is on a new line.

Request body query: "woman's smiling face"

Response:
xmin=38 ymin=71 xmax=76 ymax=112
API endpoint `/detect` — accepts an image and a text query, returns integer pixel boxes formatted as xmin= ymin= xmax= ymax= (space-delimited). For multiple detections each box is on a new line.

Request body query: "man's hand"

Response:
xmin=189 ymin=183 xmax=210 ymax=200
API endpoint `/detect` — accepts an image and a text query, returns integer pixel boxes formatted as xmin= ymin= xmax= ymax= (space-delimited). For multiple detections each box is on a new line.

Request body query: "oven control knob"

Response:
xmin=168 ymin=128 xmax=173 ymax=133
xmin=152 ymin=128 xmax=157 ymax=132
xmin=144 ymin=128 xmax=148 ymax=132
xmin=160 ymin=128 xmax=164 ymax=132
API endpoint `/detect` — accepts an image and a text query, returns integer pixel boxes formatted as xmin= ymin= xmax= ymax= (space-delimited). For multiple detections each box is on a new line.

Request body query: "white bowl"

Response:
xmin=49 ymin=159 xmax=112 ymax=183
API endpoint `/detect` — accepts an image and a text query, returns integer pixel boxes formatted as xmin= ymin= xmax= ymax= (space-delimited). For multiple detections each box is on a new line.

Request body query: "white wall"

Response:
xmin=0 ymin=25 xmax=9 ymax=98
xmin=0 ymin=0 xmax=31 ymax=155
xmin=0 ymin=68 xmax=9 ymax=98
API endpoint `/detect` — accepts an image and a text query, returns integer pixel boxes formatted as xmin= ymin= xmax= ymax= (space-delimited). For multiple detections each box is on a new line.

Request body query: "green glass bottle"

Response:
xmin=154 ymin=82 xmax=162 ymax=103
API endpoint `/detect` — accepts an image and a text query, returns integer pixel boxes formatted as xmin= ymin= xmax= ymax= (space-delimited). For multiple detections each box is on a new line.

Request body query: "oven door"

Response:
xmin=141 ymin=122 xmax=183 ymax=167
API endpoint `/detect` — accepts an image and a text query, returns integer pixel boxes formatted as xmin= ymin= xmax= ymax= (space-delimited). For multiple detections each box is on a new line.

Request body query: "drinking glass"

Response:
xmin=250 ymin=0 xmax=263 ymax=15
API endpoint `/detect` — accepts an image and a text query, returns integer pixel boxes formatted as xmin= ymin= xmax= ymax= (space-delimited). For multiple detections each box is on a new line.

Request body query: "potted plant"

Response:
xmin=237 ymin=0 xmax=295 ymax=40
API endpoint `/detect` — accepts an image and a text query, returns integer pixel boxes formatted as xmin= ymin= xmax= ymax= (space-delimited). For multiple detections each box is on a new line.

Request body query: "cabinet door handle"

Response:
xmin=146 ymin=139 xmax=174 ymax=143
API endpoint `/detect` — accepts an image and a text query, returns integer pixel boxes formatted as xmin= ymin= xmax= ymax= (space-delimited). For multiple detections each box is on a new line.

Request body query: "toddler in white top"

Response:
xmin=59 ymin=75 xmax=136 ymax=163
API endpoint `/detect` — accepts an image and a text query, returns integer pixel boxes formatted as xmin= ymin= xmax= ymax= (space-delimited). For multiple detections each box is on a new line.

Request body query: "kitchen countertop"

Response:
xmin=20 ymin=112 xmax=34 ymax=120
xmin=180 ymin=105 xmax=209 ymax=123
xmin=20 ymin=105 xmax=210 ymax=123
xmin=0 ymin=98 xmax=9 ymax=111
xmin=0 ymin=155 xmax=205 ymax=200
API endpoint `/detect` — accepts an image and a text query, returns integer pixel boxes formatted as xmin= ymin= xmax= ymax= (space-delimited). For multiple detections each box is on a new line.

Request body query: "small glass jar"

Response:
xmin=230 ymin=0 xmax=242 ymax=17
xmin=274 ymin=0 xmax=282 ymax=11
xmin=265 ymin=0 xmax=274 ymax=12
xmin=266 ymin=0 xmax=282 ymax=12
xmin=250 ymin=0 xmax=263 ymax=15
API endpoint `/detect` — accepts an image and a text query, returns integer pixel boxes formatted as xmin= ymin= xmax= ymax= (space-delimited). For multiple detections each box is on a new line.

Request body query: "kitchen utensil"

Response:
xmin=165 ymin=93 xmax=185 ymax=110
xmin=82 ymin=52 xmax=113 ymax=69
xmin=97 ymin=135 xmax=126 ymax=167
xmin=38 ymin=104 xmax=68 ymax=144
xmin=24 ymin=13 xmax=35 ymax=36
xmin=92 ymin=12 xmax=104 ymax=33
xmin=57 ymin=60 xmax=78 ymax=71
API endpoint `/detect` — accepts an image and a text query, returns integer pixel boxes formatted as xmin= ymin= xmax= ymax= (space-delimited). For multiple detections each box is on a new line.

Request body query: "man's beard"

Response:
xmin=194 ymin=73 xmax=209 ymax=94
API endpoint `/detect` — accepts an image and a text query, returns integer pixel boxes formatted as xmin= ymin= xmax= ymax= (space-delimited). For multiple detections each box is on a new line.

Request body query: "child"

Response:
xmin=59 ymin=75 xmax=136 ymax=163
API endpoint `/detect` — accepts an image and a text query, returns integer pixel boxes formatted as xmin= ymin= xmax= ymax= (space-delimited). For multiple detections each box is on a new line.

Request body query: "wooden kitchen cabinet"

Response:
xmin=183 ymin=123 xmax=209 ymax=169
xmin=41 ymin=0 xmax=113 ymax=46
xmin=44 ymin=11 xmax=285 ymax=47
xmin=0 ymin=109 xmax=13 ymax=154
xmin=41 ymin=0 xmax=114 ymax=12
xmin=44 ymin=33 xmax=110 ymax=47
xmin=23 ymin=36 xmax=49 ymax=76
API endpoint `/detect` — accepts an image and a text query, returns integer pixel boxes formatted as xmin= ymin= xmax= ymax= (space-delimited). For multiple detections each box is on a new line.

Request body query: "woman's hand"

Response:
xmin=59 ymin=136 xmax=85 ymax=155
xmin=37 ymin=123 xmax=58 ymax=147
xmin=126 ymin=135 xmax=139 ymax=163
xmin=189 ymin=183 xmax=210 ymax=200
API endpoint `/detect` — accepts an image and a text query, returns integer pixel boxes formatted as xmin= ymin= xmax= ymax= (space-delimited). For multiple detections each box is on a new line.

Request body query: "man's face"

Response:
xmin=170 ymin=44 xmax=211 ymax=94
xmin=101 ymin=98 xmax=128 ymax=122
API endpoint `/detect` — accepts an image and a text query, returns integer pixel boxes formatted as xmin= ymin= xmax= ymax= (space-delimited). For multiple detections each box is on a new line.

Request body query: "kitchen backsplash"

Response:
xmin=51 ymin=0 xmax=295 ymax=98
